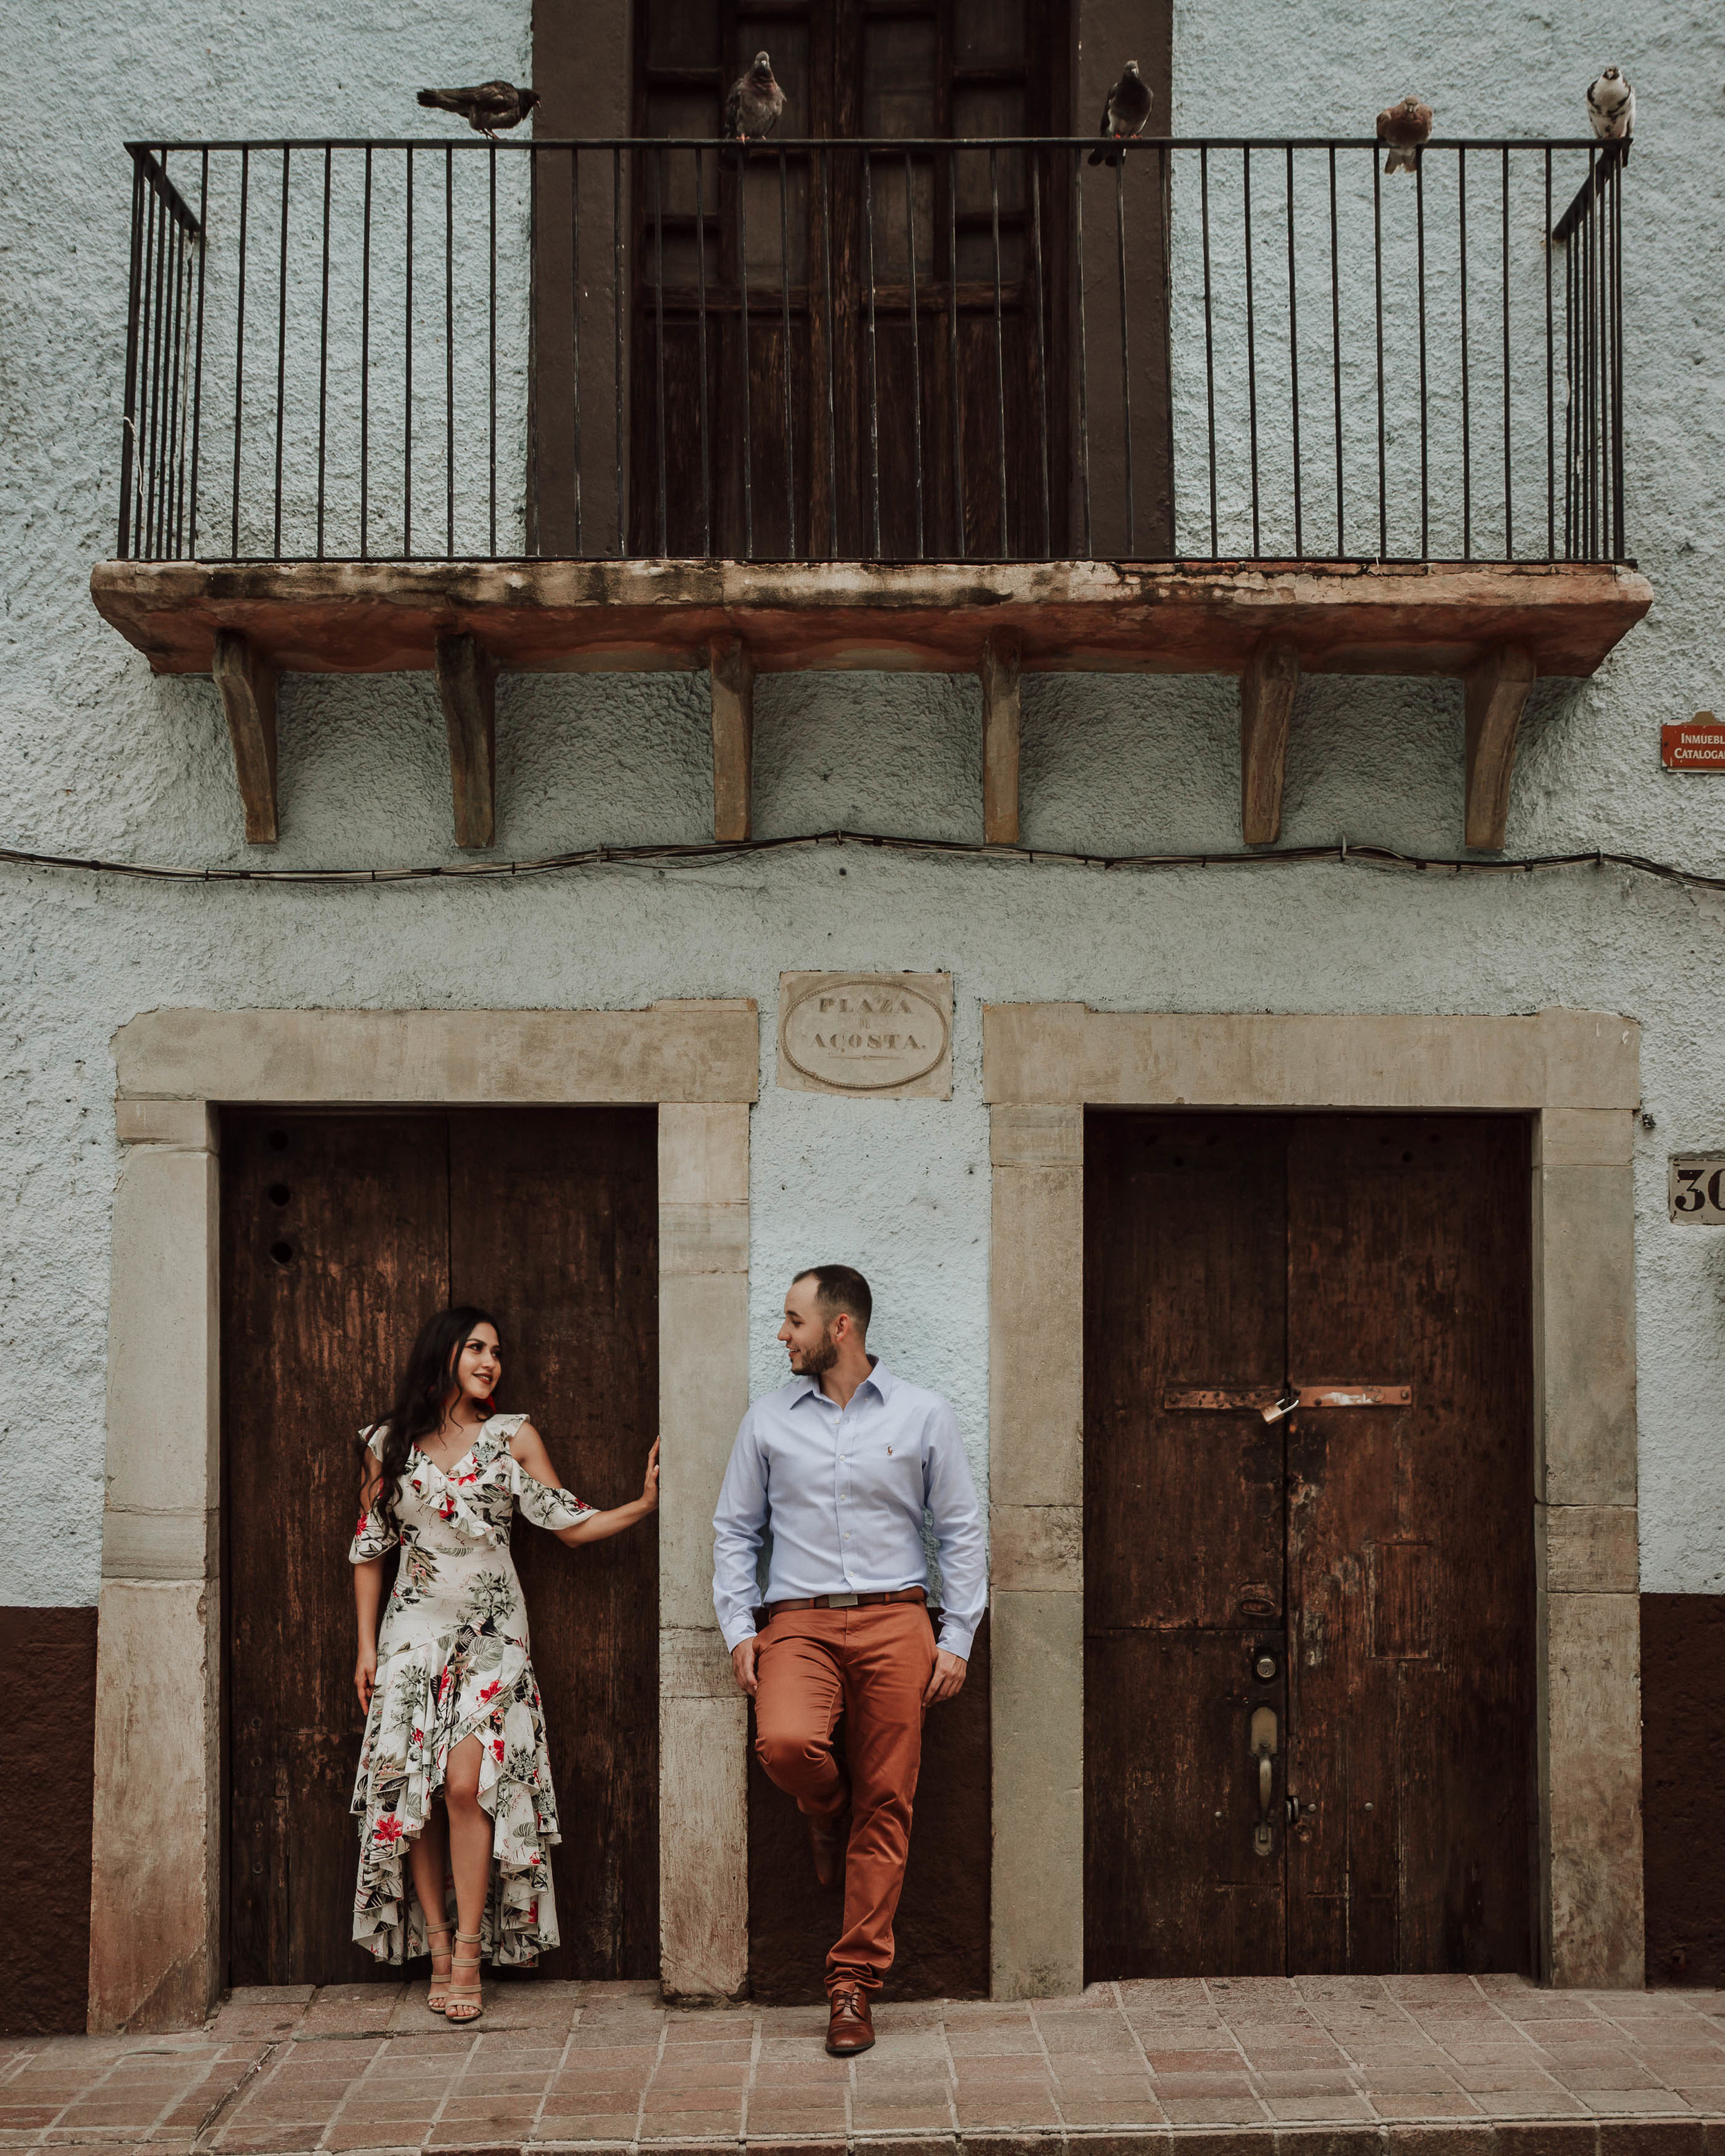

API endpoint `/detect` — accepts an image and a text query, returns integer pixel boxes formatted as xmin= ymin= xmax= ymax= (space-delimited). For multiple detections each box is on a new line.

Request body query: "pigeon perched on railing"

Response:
xmin=417 ymin=81 xmax=540 ymax=139
xmin=1087 ymin=61 xmax=1153 ymax=166
xmin=1376 ymin=95 xmax=1433 ymax=175
xmin=1586 ymin=66 xmax=1635 ymax=143
xmin=725 ymin=52 xmax=785 ymax=141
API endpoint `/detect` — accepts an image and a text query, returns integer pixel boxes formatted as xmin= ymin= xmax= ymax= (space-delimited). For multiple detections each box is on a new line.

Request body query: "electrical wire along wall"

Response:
xmin=116 ymin=135 xmax=1628 ymax=568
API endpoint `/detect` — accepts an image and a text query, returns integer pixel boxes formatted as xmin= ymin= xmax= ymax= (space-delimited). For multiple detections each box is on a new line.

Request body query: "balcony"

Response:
xmin=90 ymin=132 xmax=1649 ymax=851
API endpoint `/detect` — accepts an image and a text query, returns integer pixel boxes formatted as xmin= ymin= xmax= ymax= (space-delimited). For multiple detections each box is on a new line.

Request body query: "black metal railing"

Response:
xmin=115 ymin=135 xmax=1628 ymax=568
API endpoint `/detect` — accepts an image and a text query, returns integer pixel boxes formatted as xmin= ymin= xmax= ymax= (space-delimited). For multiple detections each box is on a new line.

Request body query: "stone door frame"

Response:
xmin=985 ymin=1004 xmax=1644 ymax=1997
xmin=90 ymin=1003 xmax=758 ymax=2030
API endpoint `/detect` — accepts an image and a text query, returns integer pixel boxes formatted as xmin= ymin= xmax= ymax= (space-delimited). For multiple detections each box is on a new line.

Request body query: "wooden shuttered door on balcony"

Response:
xmin=629 ymin=0 xmax=1073 ymax=560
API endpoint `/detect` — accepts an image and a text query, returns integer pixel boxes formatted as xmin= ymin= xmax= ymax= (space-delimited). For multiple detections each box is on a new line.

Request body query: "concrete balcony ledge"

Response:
xmin=89 ymin=556 xmax=1653 ymax=853
xmin=92 ymin=555 xmax=1648 ymax=679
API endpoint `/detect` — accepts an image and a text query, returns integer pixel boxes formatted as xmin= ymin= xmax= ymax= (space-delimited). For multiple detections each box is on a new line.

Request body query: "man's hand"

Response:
xmin=923 ymin=1649 xmax=968 ymax=1705
xmin=730 ymin=1637 xmax=760 ymax=1698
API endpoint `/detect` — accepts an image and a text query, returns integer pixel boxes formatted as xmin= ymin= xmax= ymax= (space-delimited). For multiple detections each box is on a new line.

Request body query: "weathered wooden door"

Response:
xmin=1084 ymin=1111 xmax=1535 ymax=1978
xmin=222 ymin=1107 xmax=658 ymax=1987
xmin=629 ymin=0 xmax=1072 ymax=560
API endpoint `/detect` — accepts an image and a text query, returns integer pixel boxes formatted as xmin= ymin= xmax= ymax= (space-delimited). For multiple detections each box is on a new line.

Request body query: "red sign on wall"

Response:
xmin=1662 ymin=713 xmax=1725 ymax=769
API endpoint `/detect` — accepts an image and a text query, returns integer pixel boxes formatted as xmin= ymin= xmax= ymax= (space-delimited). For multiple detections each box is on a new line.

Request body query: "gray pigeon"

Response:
xmin=1586 ymin=66 xmax=1635 ymax=143
xmin=417 ymin=81 xmax=540 ymax=138
xmin=1088 ymin=61 xmax=1153 ymax=166
xmin=1377 ymin=94 xmax=1433 ymax=174
xmin=724 ymin=52 xmax=785 ymax=141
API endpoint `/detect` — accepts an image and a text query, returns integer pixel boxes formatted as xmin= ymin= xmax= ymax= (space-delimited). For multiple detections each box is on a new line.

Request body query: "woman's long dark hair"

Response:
xmin=363 ymin=1304 xmax=500 ymax=1533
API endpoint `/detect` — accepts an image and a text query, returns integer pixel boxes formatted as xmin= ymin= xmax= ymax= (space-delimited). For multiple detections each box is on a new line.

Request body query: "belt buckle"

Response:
xmin=825 ymin=1592 xmax=860 ymax=1609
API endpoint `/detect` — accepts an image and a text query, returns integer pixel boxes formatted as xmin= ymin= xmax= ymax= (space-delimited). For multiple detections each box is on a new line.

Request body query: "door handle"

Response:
xmin=1250 ymin=1705 xmax=1277 ymax=1857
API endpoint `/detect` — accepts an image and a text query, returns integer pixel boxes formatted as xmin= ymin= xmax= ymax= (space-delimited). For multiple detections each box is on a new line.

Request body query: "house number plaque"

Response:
xmin=777 ymin=971 xmax=953 ymax=1098
xmin=1668 ymin=1154 xmax=1725 ymax=1223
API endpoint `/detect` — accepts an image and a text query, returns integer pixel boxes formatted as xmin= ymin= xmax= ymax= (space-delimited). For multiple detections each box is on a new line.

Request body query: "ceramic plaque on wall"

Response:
xmin=776 ymin=972 xmax=953 ymax=1098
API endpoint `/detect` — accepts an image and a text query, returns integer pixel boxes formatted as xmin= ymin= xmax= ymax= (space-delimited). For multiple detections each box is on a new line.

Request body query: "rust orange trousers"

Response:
xmin=752 ymin=1601 xmax=936 ymax=1995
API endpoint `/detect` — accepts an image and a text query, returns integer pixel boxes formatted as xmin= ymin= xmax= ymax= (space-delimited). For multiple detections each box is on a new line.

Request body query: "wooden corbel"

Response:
xmin=709 ymin=636 xmax=755 ymax=843
xmin=1240 ymin=640 xmax=1300 ymax=845
xmin=1463 ymin=645 xmax=1537 ymax=852
xmin=434 ymin=631 xmax=497 ymax=849
xmin=980 ymin=632 xmax=1023 ymax=847
xmin=212 ymin=629 xmax=279 ymax=845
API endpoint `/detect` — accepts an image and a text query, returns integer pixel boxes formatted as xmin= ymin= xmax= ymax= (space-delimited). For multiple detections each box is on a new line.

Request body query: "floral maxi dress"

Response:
xmin=347 ymin=1414 xmax=596 ymax=1965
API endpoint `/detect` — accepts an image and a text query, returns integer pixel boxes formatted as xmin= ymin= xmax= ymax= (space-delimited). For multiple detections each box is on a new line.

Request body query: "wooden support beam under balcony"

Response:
xmin=210 ymin=630 xmax=279 ymax=845
xmin=1464 ymin=645 xmax=1539 ymax=853
xmin=980 ymin=633 xmax=1022 ymax=848
xmin=1240 ymin=642 xmax=1301 ymax=848
xmin=708 ymin=637 xmax=754 ymax=844
xmin=434 ymin=633 xmax=497 ymax=850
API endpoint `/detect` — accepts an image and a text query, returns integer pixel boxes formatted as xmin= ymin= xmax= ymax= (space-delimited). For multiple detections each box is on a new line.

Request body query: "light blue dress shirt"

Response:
xmin=711 ymin=1360 xmax=986 ymax=1659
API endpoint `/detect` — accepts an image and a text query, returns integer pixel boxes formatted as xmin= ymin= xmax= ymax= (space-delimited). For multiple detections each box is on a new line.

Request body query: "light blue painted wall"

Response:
xmin=1 ymin=0 xmax=1722 ymax=1608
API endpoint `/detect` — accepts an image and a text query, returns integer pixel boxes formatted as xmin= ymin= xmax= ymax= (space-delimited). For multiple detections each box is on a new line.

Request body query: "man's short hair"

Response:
xmin=793 ymin=1264 xmax=873 ymax=1336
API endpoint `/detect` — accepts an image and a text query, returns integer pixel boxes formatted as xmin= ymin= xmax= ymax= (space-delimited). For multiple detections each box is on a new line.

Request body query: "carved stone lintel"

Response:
xmin=1465 ymin=644 xmax=1537 ymax=852
xmin=211 ymin=630 xmax=279 ymax=845
xmin=980 ymin=633 xmax=1023 ymax=847
xmin=709 ymin=637 xmax=754 ymax=844
xmin=434 ymin=632 xmax=497 ymax=849
xmin=1240 ymin=640 xmax=1301 ymax=845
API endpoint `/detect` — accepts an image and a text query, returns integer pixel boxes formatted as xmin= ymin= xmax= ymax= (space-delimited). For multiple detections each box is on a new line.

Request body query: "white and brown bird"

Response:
xmin=417 ymin=80 xmax=540 ymax=138
xmin=1088 ymin=61 xmax=1154 ymax=166
xmin=1586 ymin=66 xmax=1635 ymax=143
xmin=724 ymin=51 xmax=785 ymax=141
xmin=1377 ymin=94 xmax=1433 ymax=175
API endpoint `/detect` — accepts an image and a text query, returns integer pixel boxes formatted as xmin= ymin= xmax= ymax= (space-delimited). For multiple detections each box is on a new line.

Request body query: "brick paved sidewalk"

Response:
xmin=6 ymin=1977 xmax=1725 ymax=2156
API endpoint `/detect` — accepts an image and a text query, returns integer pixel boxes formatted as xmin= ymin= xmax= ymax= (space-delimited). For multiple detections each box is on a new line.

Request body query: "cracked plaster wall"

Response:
xmin=1 ymin=0 xmax=1723 ymax=1608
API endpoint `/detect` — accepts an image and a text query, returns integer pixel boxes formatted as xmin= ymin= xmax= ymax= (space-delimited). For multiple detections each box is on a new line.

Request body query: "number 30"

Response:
xmin=1673 ymin=1167 xmax=1725 ymax=1214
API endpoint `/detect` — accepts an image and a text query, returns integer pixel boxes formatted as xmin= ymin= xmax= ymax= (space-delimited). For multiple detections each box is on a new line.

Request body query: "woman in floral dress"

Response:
xmin=350 ymin=1305 xmax=658 ymax=2023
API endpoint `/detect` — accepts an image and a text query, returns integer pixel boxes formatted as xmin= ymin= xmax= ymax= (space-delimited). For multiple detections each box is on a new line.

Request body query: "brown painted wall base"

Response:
xmin=747 ymin=1616 xmax=990 ymax=2005
xmin=1643 ymin=1593 xmax=1725 ymax=1988
xmin=17 ymin=1579 xmax=1713 ymax=2010
xmin=1 ymin=1605 xmax=97 ymax=2034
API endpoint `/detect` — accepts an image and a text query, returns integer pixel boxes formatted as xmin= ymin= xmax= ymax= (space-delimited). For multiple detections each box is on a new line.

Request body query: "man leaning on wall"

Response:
xmin=712 ymin=1265 xmax=985 ymax=2055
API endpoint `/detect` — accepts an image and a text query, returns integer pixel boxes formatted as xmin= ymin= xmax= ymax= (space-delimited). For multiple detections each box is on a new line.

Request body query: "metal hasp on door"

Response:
xmin=1163 ymin=1386 xmax=1413 ymax=1413
xmin=1083 ymin=1111 xmax=1536 ymax=1981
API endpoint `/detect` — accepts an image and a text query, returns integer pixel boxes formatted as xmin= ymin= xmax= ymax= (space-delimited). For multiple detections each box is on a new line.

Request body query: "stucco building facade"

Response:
xmin=3 ymin=0 xmax=1723 ymax=2037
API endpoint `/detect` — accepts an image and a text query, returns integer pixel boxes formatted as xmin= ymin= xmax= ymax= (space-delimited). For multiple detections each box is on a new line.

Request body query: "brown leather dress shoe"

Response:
xmin=826 ymin=1983 xmax=874 ymax=2055
xmin=806 ymin=1802 xmax=849 ymax=1889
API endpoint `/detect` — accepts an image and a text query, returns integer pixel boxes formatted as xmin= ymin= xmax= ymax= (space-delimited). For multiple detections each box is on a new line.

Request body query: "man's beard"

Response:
xmin=796 ymin=1326 xmax=838 ymax=1376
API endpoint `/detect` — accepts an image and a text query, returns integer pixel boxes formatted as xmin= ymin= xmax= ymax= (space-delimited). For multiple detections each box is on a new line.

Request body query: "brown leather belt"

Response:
xmin=763 ymin=1586 xmax=927 ymax=1619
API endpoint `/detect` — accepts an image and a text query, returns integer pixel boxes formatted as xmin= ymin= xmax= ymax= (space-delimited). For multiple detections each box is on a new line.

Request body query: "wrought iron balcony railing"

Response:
xmin=117 ymin=133 xmax=1627 ymax=570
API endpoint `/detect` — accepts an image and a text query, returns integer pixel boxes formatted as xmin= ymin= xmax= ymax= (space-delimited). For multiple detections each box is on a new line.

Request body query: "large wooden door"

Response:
xmin=222 ymin=1107 xmax=658 ymax=1987
xmin=1084 ymin=1111 xmax=1535 ymax=1979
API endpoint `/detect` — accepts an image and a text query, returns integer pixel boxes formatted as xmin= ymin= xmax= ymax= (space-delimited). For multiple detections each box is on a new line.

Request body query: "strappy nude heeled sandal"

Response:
xmin=444 ymin=1930 xmax=484 ymax=2022
xmin=425 ymin=1923 xmax=454 ymax=2013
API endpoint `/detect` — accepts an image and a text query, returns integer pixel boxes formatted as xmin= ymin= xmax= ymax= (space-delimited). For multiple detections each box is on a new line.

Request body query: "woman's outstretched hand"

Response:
xmin=641 ymin=1437 xmax=661 ymax=1512
xmin=355 ymin=1640 xmax=377 ymax=1714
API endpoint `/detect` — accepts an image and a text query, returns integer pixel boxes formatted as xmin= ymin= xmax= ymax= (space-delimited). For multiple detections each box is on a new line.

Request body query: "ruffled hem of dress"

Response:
xmin=351 ymin=1652 xmax=562 ymax=1966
